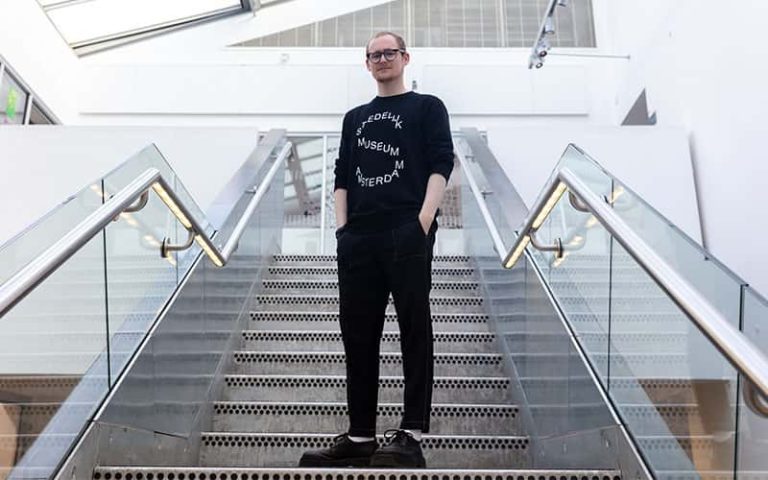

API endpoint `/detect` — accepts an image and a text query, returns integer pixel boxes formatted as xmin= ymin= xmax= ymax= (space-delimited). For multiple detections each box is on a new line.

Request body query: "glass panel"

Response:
xmin=608 ymin=240 xmax=738 ymax=478
xmin=530 ymin=145 xmax=748 ymax=478
xmin=101 ymin=146 xmax=209 ymax=382
xmin=737 ymin=287 xmax=768 ymax=477
xmin=44 ymin=0 xmax=241 ymax=45
xmin=98 ymin=151 xmax=285 ymax=439
xmin=458 ymin=146 xmax=619 ymax=469
xmin=0 ymin=72 xmax=28 ymax=125
xmin=0 ymin=233 xmax=108 ymax=478
xmin=558 ymin=146 xmax=744 ymax=331
xmin=0 ymin=186 xmax=103 ymax=286
xmin=535 ymin=151 xmax=614 ymax=386
xmin=0 ymin=143 xmax=216 ymax=477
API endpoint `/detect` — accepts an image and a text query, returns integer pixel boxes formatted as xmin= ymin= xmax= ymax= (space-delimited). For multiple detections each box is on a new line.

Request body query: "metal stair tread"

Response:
xmin=213 ymin=401 xmax=519 ymax=410
xmin=250 ymin=311 xmax=489 ymax=321
xmin=241 ymin=330 xmax=495 ymax=340
xmin=93 ymin=467 xmax=623 ymax=478
xmin=261 ymin=279 xmax=479 ymax=288
xmin=224 ymin=374 xmax=510 ymax=383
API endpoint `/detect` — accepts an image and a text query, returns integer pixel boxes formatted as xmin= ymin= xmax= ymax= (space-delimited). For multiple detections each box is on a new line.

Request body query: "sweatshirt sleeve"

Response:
xmin=424 ymin=96 xmax=454 ymax=183
xmin=334 ymin=111 xmax=353 ymax=191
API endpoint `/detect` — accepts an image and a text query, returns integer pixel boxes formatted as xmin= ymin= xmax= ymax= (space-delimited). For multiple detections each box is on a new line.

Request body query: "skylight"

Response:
xmin=39 ymin=0 xmax=245 ymax=49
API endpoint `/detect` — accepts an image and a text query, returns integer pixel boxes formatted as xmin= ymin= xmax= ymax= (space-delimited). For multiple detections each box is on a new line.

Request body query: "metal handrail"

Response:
xmin=0 ymin=142 xmax=292 ymax=319
xmin=503 ymin=164 xmax=768 ymax=417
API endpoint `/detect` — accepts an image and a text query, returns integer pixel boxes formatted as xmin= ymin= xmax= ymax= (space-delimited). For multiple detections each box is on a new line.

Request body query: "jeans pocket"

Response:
xmin=395 ymin=220 xmax=428 ymax=260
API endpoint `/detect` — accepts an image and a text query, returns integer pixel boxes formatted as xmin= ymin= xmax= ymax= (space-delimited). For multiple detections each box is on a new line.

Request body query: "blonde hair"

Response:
xmin=366 ymin=31 xmax=407 ymax=53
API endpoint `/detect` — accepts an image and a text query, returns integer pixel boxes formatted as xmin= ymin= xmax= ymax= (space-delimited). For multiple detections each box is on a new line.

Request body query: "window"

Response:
xmin=237 ymin=0 xmax=595 ymax=48
xmin=39 ymin=0 xmax=245 ymax=49
xmin=0 ymin=70 xmax=28 ymax=125
xmin=0 ymin=58 xmax=58 ymax=126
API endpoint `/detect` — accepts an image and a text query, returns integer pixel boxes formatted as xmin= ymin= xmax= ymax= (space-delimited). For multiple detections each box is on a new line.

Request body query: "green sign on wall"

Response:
xmin=6 ymin=88 xmax=18 ymax=121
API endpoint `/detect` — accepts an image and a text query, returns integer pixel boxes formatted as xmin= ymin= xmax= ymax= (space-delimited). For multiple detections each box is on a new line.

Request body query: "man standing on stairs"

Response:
xmin=299 ymin=31 xmax=454 ymax=469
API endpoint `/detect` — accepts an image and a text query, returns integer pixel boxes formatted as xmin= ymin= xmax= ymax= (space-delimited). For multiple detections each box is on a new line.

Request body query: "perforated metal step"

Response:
xmin=261 ymin=279 xmax=479 ymax=293
xmin=221 ymin=375 xmax=512 ymax=404
xmin=93 ymin=467 xmax=623 ymax=480
xmin=211 ymin=402 xmax=520 ymax=435
xmin=635 ymin=435 xmax=729 ymax=471
xmin=198 ymin=433 xmax=529 ymax=468
xmin=230 ymin=352 xmax=504 ymax=377
xmin=249 ymin=311 xmax=491 ymax=332
xmin=272 ymin=254 xmax=471 ymax=264
xmin=510 ymin=352 xmax=689 ymax=378
xmin=0 ymin=433 xmax=77 ymax=466
xmin=503 ymin=332 xmax=688 ymax=355
xmin=266 ymin=265 xmax=476 ymax=278
xmin=240 ymin=330 xmax=496 ymax=353
xmin=618 ymin=404 xmax=708 ymax=436
xmin=251 ymin=294 xmax=484 ymax=313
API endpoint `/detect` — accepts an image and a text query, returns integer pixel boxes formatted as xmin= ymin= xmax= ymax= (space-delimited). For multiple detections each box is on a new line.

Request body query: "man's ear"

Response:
xmin=365 ymin=58 xmax=372 ymax=72
xmin=402 ymin=51 xmax=411 ymax=66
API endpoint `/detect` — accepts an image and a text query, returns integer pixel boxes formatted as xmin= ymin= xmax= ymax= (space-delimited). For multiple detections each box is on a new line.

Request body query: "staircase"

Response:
xmin=93 ymin=254 xmax=622 ymax=479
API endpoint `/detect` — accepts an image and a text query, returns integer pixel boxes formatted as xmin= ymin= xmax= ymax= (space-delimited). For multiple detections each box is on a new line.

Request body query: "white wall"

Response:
xmin=0 ymin=0 xmax=81 ymax=123
xmin=75 ymin=50 xmax=599 ymax=129
xmin=0 ymin=127 xmax=259 ymax=246
xmin=596 ymin=0 xmax=768 ymax=295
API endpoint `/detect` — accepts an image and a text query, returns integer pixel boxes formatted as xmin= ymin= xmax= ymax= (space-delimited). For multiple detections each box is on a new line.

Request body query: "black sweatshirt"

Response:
xmin=334 ymin=91 xmax=454 ymax=233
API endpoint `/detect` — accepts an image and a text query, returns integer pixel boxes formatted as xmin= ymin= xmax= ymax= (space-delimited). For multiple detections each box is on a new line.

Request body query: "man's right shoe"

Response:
xmin=298 ymin=433 xmax=378 ymax=467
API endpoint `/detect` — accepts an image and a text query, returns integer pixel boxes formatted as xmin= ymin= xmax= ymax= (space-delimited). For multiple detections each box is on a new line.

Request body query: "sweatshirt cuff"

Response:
xmin=431 ymin=163 xmax=453 ymax=183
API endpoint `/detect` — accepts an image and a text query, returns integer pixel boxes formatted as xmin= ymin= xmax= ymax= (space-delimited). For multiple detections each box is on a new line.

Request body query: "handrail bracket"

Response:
xmin=529 ymin=229 xmax=564 ymax=259
xmin=161 ymin=229 xmax=195 ymax=258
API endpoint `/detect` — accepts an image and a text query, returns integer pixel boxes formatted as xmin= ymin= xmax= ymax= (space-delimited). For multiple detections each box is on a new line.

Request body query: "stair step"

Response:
xmin=556 ymin=295 xmax=680 ymax=313
xmin=93 ymin=467 xmax=623 ymax=480
xmin=0 ymin=433 xmax=77 ymax=467
xmin=502 ymin=332 xmax=688 ymax=355
xmin=198 ymin=433 xmax=528 ymax=468
xmin=241 ymin=331 xmax=496 ymax=353
xmin=655 ymin=472 xmax=768 ymax=480
xmin=249 ymin=312 xmax=491 ymax=332
xmin=612 ymin=378 xmax=725 ymax=404
xmin=0 ymin=376 xmax=79 ymax=402
xmin=222 ymin=375 xmax=512 ymax=404
xmin=260 ymin=279 xmax=479 ymax=293
xmin=211 ymin=402 xmax=520 ymax=435
xmin=518 ymin=376 xmax=711 ymax=406
xmin=618 ymin=404 xmax=709 ymax=436
xmin=635 ymin=435 xmax=733 ymax=471
xmin=272 ymin=254 xmax=470 ymax=265
xmin=251 ymin=295 xmax=484 ymax=314
xmin=503 ymin=352 xmax=689 ymax=378
xmin=230 ymin=352 xmax=504 ymax=377
xmin=266 ymin=265 xmax=475 ymax=278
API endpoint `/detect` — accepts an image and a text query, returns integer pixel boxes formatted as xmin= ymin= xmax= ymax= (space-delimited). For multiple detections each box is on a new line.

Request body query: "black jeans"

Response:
xmin=336 ymin=218 xmax=437 ymax=436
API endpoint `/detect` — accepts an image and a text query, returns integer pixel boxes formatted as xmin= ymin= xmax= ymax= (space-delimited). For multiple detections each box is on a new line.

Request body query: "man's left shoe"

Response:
xmin=369 ymin=429 xmax=426 ymax=468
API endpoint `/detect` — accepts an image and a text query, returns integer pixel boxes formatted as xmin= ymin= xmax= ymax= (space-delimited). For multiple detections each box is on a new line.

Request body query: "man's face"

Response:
xmin=366 ymin=35 xmax=410 ymax=83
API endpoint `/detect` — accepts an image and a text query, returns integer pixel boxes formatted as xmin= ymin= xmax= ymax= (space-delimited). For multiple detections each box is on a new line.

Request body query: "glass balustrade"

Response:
xmin=514 ymin=144 xmax=767 ymax=479
xmin=455 ymin=136 xmax=623 ymax=470
xmin=0 ymin=144 xmax=229 ymax=478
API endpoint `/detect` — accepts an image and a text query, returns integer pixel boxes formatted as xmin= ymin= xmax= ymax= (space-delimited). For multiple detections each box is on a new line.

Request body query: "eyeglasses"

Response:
xmin=366 ymin=48 xmax=405 ymax=63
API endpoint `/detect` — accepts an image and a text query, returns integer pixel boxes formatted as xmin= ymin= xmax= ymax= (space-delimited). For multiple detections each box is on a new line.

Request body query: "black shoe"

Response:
xmin=369 ymin=429 xmax=426 ymax=468
xmin=299 ymin=433 xmax=377 ymax=467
